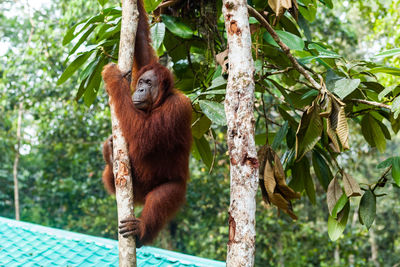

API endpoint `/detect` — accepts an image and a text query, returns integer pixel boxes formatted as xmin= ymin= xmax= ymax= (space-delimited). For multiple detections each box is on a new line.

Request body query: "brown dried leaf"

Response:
xmin=327 ymin=96 xmax=349 ymax=150
xmin=327 ymin=177 xmax=343 ymax=214
xmin=273 ymin=153 xmax=300 ymax=200
xmin=342 ymin=172 xmax=361 ymax=197
xmin=326 ymin=122 xmax=341 ymax=152
xmin=336 ymin=103 xmax=349 ymax=150
xmin=268 ymin=0 xmax=292 ymax=18
xmin=264 ymin=158 xmax=276 ymax=194
xmin=269 ymin=193 xmax=298 ymax=220
xmin=259 ymin=179 xmax=270 ymax=205
xmin=216 ymin=49 xmax=228 ymax=74
xmin=257 ymin=145 xmax=299 ymax=219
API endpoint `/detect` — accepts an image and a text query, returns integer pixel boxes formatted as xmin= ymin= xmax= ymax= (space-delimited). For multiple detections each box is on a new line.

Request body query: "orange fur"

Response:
xmin=101 ymin=1 xmax=192 ymax=244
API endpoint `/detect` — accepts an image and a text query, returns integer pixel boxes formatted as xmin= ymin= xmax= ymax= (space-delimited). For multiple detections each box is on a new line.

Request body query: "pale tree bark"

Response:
xmin=222 ymin=1 xmax=258 ymax=266
xmin=369 ymin=228 xmax=379 ymax=267
xmin=109 ymin=0 xmax=139 ymax=266
xmin=12 ymin=102 xmax=23 ymax=221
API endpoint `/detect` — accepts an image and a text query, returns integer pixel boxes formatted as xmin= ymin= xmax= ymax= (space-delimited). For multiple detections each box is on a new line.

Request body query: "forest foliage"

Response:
xmin=1 ymin=0 xmax=400 ymax=265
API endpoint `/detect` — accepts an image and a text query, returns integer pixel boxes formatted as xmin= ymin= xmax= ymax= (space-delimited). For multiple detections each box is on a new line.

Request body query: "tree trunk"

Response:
xmin=334 ymin=244 xmax=340 ymax=266
xmin=222 ymin=1 xmax=258 ymax=266
xmin=12 ymin=102 xmax=23 ymax=221
xmin=110 ymin=0 xmax=139 ymax=266
xmin=369 ymin=228 xmax=379 ymax=267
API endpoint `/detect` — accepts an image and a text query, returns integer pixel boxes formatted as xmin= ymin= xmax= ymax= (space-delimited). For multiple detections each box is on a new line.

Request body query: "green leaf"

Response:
xmin=192 ymin=115 xmax=211 ymax=139
xmin=361 ymin=114 xmax=386 ymax=152
xmin=75 ymin=77 xmax=88 ymax=101
xmin=67 ymin=14 xmax=104 ymax=46
xmin=322 ymin=0 xmax=333 ymax=8
xmin=373 ymin=48 xmax=400 ymax=59
xmin=304 ymin=173 xmax=316 ymax=205
xmin=144 ymin=0 xmax=162 ymax=12
xmin=69 ymin=25 xmax=97 ymax=56
xmin=308 ymin=43 xmax=341 ymax=59
xmin=63 ymin=20 xmax=87 ymax=45
xmin=200 ymin=89 xmax=226 ymax=95
xmin=57 ymin=52 xmax=93 ymax=85
xmin=312 ymin=150 xmax=332 ymax=190
xmin=263 ymin=30 xmax=305 ymax=51
xmin=298 ymin=4 xmax=317 ymax=22
xmin=369 ymin=66 xmax=400 ymax=76
xmin=199 ymin=100 xmax=226 ymax=126
xmin=377 ymin=157 xmax=393 ymax=169
xmin=331 ymin=194 xmax=348 ymax=219
xmin=289 ymin=157 xmax=310 ymax=193
xmin=295 ymin=103 xmax=323 ymax=159
xmin=80 ymin=57 xmax=100 ymax=81
xmin=392 ymin=157 xmax=400 ymax=186
xmin=271 ymin=121 xmax=289 ymax=150
xmin=193 ymin=136 xmax=212 ymax=169
xmin=359 ymin=190 xmax=376 ymax=229
xmin=328 ymin=202 xmax=349 ymax=241
xmin=208 ymin=76 xmax=227 ymax=90
xmin=151 ymin=22 xmax=165 ymax=50
xmin=162 ymin=15 xmax=193 ymax=39
xmin=83 ymin=57 xmax=106 ymax=106
xmin=391 ymin=97 xmax=400 ymax=119
xmin=97 ymin=0 xmax=108 ymax=7
xmin=332 ymin=78 xmax=360 ymax=99
xmin=378 ymin=85 xmax=397 ymax=100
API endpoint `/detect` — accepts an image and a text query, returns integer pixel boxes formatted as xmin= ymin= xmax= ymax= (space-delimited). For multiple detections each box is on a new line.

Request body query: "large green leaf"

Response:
xmin=298 ymin=2 xmax=317 ymax=22
xmin=369 ymin=66 xmax=400 ymax=76
xmin=332 ymin=78 xmax=360 ymax=99
xmin=208 ymin=76 xmax=227 ymax=90
xmin=83 ymin=57 xmax=106 ymax=106
xmin=63 ymin=14 xmax=104 ymax=46
xmin=192 ymin=115 xmax=211 ymax=139
xmin=312 ymin=150 xmax=332 ymax=190
xmin=392 ymin=96 xmax=400 ymax=119
xmin=63 ymin=19 xmax=87 ymax=46
xmin=193 ymin=136 xmax=212 ymax=169
xmin=199 ymin=100 xmax=226 ymax=126
xmin=378 ymin=85 xmax=397 ymax=100
xmin=263 ymin=30 xmax=305 ymax=51
xmin=150 ymin=22 xmax=165 ymax=50
xmin=304 ymin=171 xmax=316 ymax=205
xmin=57 ymin=52 xmax=93 ymax=85
xmin=361 ymin=114 xmax=386 ymax=152
xmin=144 ymin=0 xmax=162 ymax=12
xmin=271 ymin=121 xmax=289 ymax=150
xmin=97 ymin=0 xmax=109 ymax=7
xmin=288 ymin=157 xmax=310 ymax=193
xmin=161 ymin=15 xmax=193 ymax=39
xmin=308 ymin=43 xmax=341 ymax=59
xmin=295 ymin=103 xmax=323 ymax=159
xmin=373 ymin=48 xmax=400 ymax=59
xmin=359 ymin=190 xmax=376 ymax=229
xmin=377 ymin=157 xmax=393 ymax=169
xmin=392 ymin=157 xmax=400 ymax=186
xmin=331 ymin=194 xmax=348 ymax=219
xmin=328 ymin=202 xmax=349 ymax=241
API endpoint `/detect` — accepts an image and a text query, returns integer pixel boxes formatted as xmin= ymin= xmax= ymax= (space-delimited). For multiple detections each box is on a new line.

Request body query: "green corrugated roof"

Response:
xmin=0 ymin=216 xmax=225 ymax=267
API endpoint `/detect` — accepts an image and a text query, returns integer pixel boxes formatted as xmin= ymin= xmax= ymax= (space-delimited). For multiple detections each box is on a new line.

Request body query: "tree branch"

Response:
xmin=351 ymin=99 xmax=391 ymax=110
xmin=247 ymin=5 xmax=322 ymax=90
